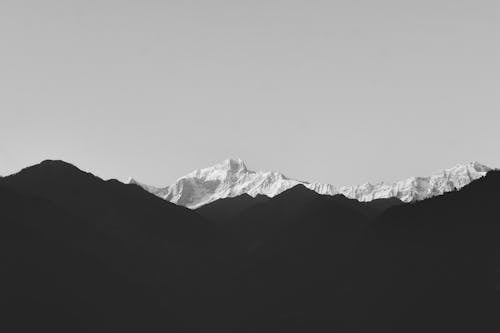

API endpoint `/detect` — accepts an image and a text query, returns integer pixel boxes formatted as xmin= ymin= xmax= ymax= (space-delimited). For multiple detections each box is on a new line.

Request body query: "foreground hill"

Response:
xmin=0 ymin=160 xmax=229 ymax=332
xmin=0 ymin=185 xmax=161 ymax=331
xmin=349 ymin=170 xmax=500 ymax=333
xmin=1 ymin=159 xmax=211 ymax=243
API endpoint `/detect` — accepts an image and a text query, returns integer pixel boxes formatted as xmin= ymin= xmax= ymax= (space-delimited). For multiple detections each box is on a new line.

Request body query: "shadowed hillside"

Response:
xmin=215 ymin=185 xmax=403 ymax=332
xmin=349 ymin=170 xmax=500 ymax=333
xmin=196 ymin=193 xmax=271 ymax=224
xmin=0 ymin=160 xmax=232 ymax=333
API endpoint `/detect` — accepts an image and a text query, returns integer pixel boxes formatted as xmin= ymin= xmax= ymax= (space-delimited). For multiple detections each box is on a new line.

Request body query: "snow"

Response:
xmin=129 ymin=159 xmax=492 ymax=209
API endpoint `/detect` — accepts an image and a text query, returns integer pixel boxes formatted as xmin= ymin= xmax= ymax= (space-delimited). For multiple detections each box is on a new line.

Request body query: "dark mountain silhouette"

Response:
xmin=1 ymin=160 xmax=212 ymax=243
xmin=219 ymin=185 xmax=404 ymax=332
xmin=0 ymin=160 xmax=233 ymax=333
xmin=198 ymin=186 xmax=402 ymax=227
xmin=197 ymin=178 xmax=497 ymax=333
xmin=358 ymin=196 xmax=404 ymax=216
xmin=0 ymin=184 xmax=168 ymax=332
xmin=348 ymin=171 xmax=500 ymax=333
xmin=223 ymin=184 xmax=367 ymax=250
xmin=0 ymin=160 xmax=498 ymax=333
xmin=196 ymin=193 xmax=271 ymax=224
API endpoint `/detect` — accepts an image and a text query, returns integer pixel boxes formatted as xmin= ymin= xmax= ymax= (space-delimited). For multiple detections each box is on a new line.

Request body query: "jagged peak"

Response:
xmin=442 ymin=161 xmax=490 ymax=171
xmin=274 ymin=184 xmax=319 ymax=200
xmin=183 ymin=158 xmax=250 ymax=179
xmin=464 ymin=161 xmax=491 ymax=172
xmin=346 ymin=162 xmax=492 ymax=189
xmin=127 ymin=177 xmax=143 ymax=185
xmin=219 ymin=158 xmax=248 ymax=172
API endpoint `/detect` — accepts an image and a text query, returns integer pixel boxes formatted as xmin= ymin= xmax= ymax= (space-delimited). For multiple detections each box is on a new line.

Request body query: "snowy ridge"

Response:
xmin=129 ymin=159 xmax=492 ymax=209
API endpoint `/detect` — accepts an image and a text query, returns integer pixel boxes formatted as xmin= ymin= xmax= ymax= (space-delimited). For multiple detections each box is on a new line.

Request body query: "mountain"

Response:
xmin=0 ymin=160 xmax=401 ymax=332
xmin=347 ymin=170 xmax=500 ymax=333
xmin=197 ymin=190 xmax=402 ymax=224
xmin=216 ymin=184 xmax=373 ymax=332
xmin=129 ymin=158 xmax=301 ymax=208
xmin=1 ymin=160 xmax=212 ymax=243
xmin=222 ymin=184 xmax=371 ymax=253
xmin=218 ymin=172 xmax=500 ymax=333
xmin=197 ymin=193 xmax=271 ymax=224
xmin=1 ymin=159 xmax=498 ymax=332
xmin=130 ymin=159 xmax=491 ymax=208
xmin=0 ymin=183 xmax=168 ymax=332
xmin=0 ymin=160 xmax=232 ymax=333
xmin=310 ymin=161 xmax=492 ymax=202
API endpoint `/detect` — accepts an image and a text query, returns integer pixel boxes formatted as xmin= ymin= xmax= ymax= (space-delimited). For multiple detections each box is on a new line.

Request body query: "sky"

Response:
xmin=0 ymin=0 xmax=498 ymax=187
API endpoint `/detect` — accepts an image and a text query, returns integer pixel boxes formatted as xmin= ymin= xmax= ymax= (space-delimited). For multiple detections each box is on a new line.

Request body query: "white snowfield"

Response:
xmin=129 ymin=159 xmax=492 ymax=209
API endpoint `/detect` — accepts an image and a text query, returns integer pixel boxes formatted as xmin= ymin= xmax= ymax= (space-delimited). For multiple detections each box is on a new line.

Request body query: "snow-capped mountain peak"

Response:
xmin=129 ymin=159 xmax=492 ymax=209
xmin=305 ymin=161 xmax=492 ymax=202
xmin=184 ymin=158 xmax=249 ymax=179
xmin=222 ymin=158 xmax=248 ymax=172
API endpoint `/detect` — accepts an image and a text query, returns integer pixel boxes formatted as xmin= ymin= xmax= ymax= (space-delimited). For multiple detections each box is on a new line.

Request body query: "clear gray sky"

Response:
xmin=0 ymin=0 xmax=498 ymax=186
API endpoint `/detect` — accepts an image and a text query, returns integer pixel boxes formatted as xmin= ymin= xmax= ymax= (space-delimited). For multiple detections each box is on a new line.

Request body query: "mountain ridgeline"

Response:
xmin=130 ymin=158 xmax=491 ymax=208
xmin=1 ymin=160 xmax=498 ymax=333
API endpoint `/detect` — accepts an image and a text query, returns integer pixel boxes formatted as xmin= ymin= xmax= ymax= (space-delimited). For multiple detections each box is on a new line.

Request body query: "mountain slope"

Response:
xmin=1 ymin=159 xmax=498 ymax=333
xmin=196 ymin=193 xmax=271 ymax=223
xmin=130 ymin=158 xmax=301 ymax=208
xmin=0 ymin=160 xmax=232 ymax=333
xmin=221 ymin=184 xmax=372 ymax=332
xmin=1 ymin=160 xmax=212 ymax=243
xmin=0 ymin=184 xmax=178 ymax=332
xmin=348 ymin=170 xmax=500 ymax=333
xmin=131 ymin=159 xmax=491 ymax=208
xmin=217 ymin=172 xmax=500 ymax=333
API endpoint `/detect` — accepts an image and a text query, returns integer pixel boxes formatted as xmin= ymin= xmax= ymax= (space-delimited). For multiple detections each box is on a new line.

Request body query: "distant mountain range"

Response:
xmin=129 ymin=159 xmax=492 ymax=208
